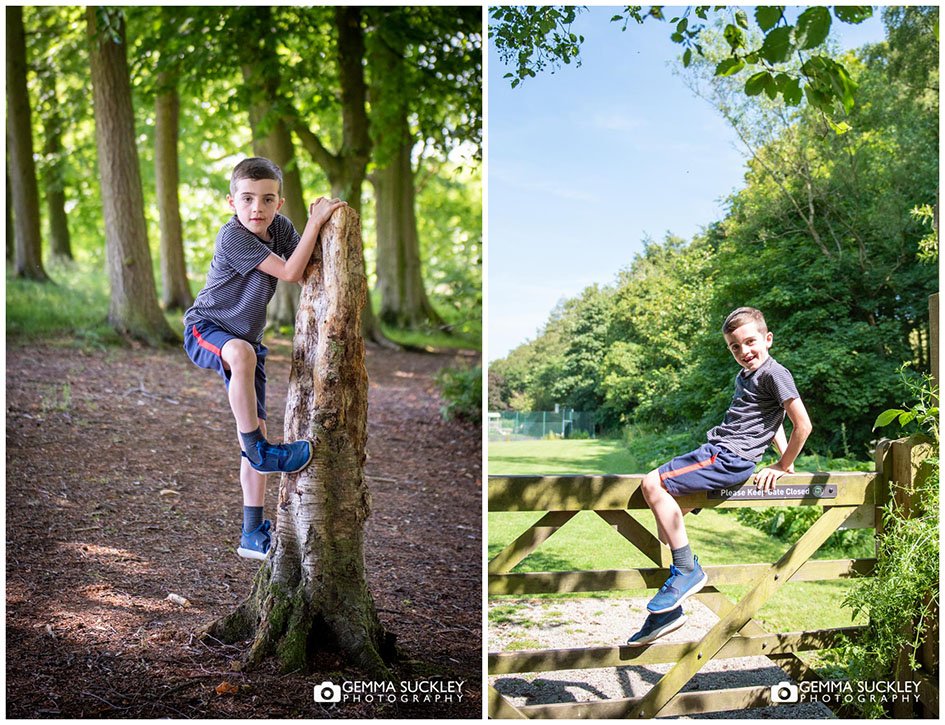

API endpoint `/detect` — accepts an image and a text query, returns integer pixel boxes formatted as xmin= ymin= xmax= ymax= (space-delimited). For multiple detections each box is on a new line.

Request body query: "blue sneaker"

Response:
xmin=647 ymin=557 xmax=708 ymax=614
xmin=237 ymin=520 xmax=272 ymax=560
xmin=248 ymin=439 xmax=313 ymax=474
xmin=627 ymin=606 xmax=687 ymax=647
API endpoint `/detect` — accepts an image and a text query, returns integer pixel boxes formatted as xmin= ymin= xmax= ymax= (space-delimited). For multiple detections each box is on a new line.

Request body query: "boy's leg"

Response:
xmin=642 ymin=469 xmax=707 ymax=613
xmin=240 ymin=417 xmax=268 ymax=508
xmin=642 ymin=470 xmax=688 ymax=549
xmin=656 ymin=506 xmax=693 ymax=546
xmin=236 ymin=416 xmax=271 ymax=561
xmin=220 ymin=338 xmax=262 ymax=438
xmin=220 ymin=339 xmax=312 ymax=474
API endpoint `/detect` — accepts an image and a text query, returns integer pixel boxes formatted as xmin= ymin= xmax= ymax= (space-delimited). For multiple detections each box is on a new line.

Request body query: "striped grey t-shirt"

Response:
xmin=707 ymin=355 xmax=800 ymax=463
xmin=183 ymin=214 xmax=300 ymax=344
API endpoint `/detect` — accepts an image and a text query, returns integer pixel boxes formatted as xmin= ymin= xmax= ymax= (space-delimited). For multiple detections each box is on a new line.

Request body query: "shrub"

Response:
xmin=435 ymin=364 xmax=481 ymax=422
xmin=824 ymin=368 xmax=939 ymax=716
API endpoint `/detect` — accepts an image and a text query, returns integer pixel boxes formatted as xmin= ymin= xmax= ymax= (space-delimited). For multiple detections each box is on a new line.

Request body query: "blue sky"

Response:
xmin=487 ymin=6 xmax=888 ymax=361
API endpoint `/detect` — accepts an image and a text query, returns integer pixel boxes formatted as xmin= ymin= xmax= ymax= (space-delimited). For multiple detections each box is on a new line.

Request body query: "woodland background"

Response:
xmin=8 ymin=6 xmax=482 ymax=351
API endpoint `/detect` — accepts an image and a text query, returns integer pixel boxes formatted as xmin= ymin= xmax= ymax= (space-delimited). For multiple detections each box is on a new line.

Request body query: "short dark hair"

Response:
xmin=722 ymin=307 xmax=768 ymax=335
xmin=230 ymin=157 xmax=283 ymax=195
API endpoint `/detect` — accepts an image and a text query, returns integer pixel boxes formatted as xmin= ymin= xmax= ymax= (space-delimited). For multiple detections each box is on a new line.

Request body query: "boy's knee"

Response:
xmin=222 ymin=339 xmax=255 ymax=370
xmin=641 ymin=469 xmax=662 ymax=496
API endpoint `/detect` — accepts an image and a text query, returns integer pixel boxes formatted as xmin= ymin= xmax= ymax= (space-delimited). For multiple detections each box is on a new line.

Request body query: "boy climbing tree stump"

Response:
xmin=203 ymin=205 xmax=395 ymax=677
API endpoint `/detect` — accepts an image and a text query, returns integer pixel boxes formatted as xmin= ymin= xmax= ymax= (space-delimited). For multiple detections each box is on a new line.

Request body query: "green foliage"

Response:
xmin=731 ymin=505 xmax=873 ymax=556
xmin=873 ymin=365 xmax=939 ymax=442
xmin=490 ymin=6 xmax=585 ymax=88
xmin=435 ymin=364 xmax=482 ymax=422
xmin=911 ymin=204 xmax=939 ymax=264
xmin=491 ymin=5 xmax=874 ymax=120
xmin=416 ymin=161 xmax=482 ymax=339
xmin=823 ymin=369 xmax=939 ymax=715
xmin=621 ymin=424 xmax=702 ymax=471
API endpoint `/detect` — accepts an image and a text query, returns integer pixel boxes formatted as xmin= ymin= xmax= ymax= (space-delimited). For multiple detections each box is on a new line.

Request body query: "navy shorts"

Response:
xmin=183 ymin=319 xmax=268 ymax=421
xmin=658 ymin=443 xmax=756 ymax=496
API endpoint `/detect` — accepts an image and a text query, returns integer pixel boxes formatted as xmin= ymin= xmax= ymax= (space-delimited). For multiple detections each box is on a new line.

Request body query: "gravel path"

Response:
xmin=489 ymin=597 xmax=835 ymax=719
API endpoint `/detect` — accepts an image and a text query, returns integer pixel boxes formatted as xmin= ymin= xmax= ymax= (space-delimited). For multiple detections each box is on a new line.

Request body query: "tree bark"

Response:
xmin=6 ymin=6 xmax=48 ymax=280
xmin=372 ymin=136 xmax=445 ymax=330
xmin=7 ymin=167 xmax=15 ymax=262
xmin=236 ymin=6 xmax=306 ymax=329
xmin=290 ymin=7 xmax=395 ymax=348
xmin=368 ymin=26 xmax=444 ymax=331
xmin=39 ymin=73 xmax=73 ymax=261
xmin=155 ymin=71 xmax=193 ymax=310
xmin=87 ymin=8 xmax=176 ymax=345
xmin=202 ymin=206 xmax=395 ymax=676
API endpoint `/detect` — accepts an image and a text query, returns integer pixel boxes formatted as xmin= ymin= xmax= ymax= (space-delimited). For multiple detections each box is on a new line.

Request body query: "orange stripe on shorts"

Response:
xmin=660 ymin=453 xmax=718 ymax=482
xmin=193 ymin=325 xmax=222 ymax=357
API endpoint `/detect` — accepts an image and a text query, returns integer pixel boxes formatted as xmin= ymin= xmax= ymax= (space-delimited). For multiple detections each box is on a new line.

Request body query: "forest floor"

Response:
xmin=6 ymin=336 xmax=482 ymax=718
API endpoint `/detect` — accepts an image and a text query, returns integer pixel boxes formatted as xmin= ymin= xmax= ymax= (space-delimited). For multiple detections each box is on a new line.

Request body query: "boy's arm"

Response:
xmin=257 ymin=197 xmax=346 ymax=283
xmin=754 ymin=397 xmax=812 ymax=493
xmin=771 ymin=424 xmax=790 ymax=462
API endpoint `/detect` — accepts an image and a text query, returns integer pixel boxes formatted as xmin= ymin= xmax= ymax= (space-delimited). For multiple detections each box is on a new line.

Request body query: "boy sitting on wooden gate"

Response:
xmin=627 ymin=306 xmax=812 ymax=646
xmin=183 ymin=157 xmax=346 ymax=561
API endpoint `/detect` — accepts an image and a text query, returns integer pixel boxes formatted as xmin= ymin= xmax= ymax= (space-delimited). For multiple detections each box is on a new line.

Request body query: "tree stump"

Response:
xmin=203 ymin=206 xmax=394 ymax=677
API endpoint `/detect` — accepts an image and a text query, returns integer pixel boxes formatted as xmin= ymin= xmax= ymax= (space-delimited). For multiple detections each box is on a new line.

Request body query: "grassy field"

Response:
xmin=488 ymin=438 xmax=870 ymax=633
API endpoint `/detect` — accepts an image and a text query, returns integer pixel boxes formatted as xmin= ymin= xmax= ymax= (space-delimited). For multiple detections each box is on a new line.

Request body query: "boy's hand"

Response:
xmin=308 ymin=197 xmax=347 ymax=228
xmin=753 ymin=462 xmax=794 ymax=494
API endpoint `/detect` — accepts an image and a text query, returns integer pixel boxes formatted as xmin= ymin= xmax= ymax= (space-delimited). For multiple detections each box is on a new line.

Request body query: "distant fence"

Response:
xmin=488 ymin=409 xmax=596 ymax=441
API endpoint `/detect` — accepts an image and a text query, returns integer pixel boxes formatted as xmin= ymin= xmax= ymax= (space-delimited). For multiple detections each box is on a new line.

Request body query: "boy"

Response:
xmin=627 ymin=307 xmax=812 ymax=646
xmin=183 ymin=157 xmax=346 ymax=561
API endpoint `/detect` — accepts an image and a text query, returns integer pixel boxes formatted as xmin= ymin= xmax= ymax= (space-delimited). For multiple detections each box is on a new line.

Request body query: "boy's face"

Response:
xmin=228 ymin=178 xmax=284 ymax=238
xmin=723 ymin=321 xmax=773 ymax=373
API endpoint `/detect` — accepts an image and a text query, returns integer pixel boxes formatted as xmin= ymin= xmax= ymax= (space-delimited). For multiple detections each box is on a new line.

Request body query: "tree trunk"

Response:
xmin=237 ymin=6 xmax=306 ymax=330
xmin=368 ymin=27 xmax=444 ymax=331
xmin=373 ymin=137 xmax=445 ymax=329
xmin=155 ymin=72 xmax=193 ymax=310
xmin=291 ymin=7 xmax=395 ymax=348
xmin=6 ymin=6 xmax=48 ymax=280
xmin=202 ymin=206 xmax=395 ymax=676
xmin=39 ymin=73 xmax=73 ymax=261
xmin=87 ymin=8 xmax=176 ymax=345
xmin=7 ymin=167 xmax=14 ymax=262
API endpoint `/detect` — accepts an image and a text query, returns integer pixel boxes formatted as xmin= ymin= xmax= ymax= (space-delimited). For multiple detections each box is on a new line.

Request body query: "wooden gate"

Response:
xmin=488 ymin=467 xmax=883 ymax=718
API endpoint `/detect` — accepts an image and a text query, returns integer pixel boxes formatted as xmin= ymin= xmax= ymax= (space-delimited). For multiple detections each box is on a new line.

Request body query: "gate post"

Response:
xmin=886 ymin=435 xmax=937 ymax=718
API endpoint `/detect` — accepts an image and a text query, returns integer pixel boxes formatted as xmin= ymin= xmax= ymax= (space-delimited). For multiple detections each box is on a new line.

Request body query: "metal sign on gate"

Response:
xmin=707 ymin=483 xmax=838 ymax=500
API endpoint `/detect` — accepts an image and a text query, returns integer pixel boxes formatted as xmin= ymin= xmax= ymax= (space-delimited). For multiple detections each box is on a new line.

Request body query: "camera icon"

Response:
xmin=314 ymin=681 xmax=342 ymax=703
xmin=770 ymin=681 xmax=800 ymax=703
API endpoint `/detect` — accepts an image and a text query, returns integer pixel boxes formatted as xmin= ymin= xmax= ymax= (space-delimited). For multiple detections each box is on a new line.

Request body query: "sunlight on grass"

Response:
xmin=490 ymin=439 xmax=640 ymax=475
xmin=7 ymin=260 xmax=120 ymax=346
xmin=381 ymin=323 xmax=481 ymax=352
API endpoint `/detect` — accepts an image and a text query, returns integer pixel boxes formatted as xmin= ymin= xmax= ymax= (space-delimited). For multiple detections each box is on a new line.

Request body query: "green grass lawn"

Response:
xmin=489 ymin=438 xmax=640 ymax=475
xmin=488 ymin=438 xmax=870 ymax=632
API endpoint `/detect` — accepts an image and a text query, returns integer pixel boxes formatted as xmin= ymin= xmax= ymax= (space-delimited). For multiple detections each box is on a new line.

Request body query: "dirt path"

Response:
xmin=6 ymin=337 xmax=481 ymax=718
xmin=489 ymin=597 xmax=833 ymax=718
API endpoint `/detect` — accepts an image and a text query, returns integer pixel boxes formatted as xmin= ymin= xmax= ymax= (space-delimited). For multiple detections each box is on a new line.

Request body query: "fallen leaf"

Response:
xmin=215 ymin=681 xmax=239 ymax=696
